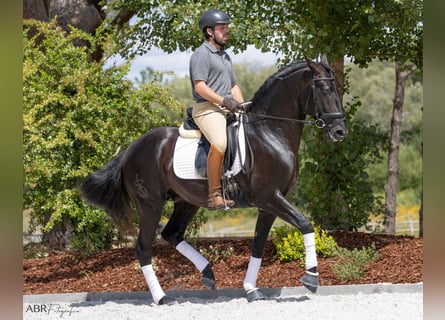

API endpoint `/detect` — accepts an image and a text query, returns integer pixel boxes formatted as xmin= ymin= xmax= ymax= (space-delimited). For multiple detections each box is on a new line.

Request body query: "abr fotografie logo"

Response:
xmin=25 ymin=304 xmax=80 ymax=317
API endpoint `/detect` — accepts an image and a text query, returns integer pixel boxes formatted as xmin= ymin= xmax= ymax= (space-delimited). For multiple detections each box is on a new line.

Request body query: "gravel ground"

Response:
xmin=23 ymin=287 xmax=422 ymax=320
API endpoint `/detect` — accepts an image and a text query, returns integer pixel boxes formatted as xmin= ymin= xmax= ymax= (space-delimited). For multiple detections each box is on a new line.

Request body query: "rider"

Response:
xmin=190 ymin=9 xmax=244 ymax=210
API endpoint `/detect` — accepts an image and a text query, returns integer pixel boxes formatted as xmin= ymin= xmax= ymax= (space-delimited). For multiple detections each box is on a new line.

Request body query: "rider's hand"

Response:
xmin=221 ymin=97 xmax=242 ymax=113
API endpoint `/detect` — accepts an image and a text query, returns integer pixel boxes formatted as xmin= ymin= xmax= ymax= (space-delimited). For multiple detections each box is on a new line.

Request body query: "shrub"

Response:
xmin=69 ymin=207 xmax=116 ymax=257
xmin=23 ymin=19 xmax=183 ymax=254
xmin=271 ymin=223 xmax=338 ymax=265
xmin=332 ymin=243 xmax=380 ymax=282
xmin=199 ymin=245 xmax=234 ymax=265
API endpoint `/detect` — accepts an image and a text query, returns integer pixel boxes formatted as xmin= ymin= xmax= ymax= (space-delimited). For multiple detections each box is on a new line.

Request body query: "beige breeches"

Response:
xmin=192 ymin=101 xmax=228 ymax=154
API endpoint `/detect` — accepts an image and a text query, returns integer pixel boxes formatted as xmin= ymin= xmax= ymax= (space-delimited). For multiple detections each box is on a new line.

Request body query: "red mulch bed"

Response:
xmin=23 ymin=231 xmax=423 ymax=295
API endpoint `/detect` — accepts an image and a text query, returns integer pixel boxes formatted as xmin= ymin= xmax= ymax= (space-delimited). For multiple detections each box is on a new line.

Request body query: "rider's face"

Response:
xmin=213 ymin=24 xmax=229 ymax=44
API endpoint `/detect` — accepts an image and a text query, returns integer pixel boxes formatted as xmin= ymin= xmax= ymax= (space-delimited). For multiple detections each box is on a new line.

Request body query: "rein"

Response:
xmin=241 ymin=74 xmax=345 ymax=130
xmin=237 ymin=71 xmax=345 ymax=174
xmin=241 ymin=109 xmax=324 ymax=128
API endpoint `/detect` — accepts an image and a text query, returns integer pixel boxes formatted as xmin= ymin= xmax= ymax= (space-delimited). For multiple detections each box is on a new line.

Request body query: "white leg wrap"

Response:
xmin=243 ymin=256 xmax=262 ymax=291
xmin=176 ymin=240 xmax=209 ymax=272
xmin=141 ymin=264 xmax=166 ymax=304
xmin=303 ymin=232 xmax=318 ymax=270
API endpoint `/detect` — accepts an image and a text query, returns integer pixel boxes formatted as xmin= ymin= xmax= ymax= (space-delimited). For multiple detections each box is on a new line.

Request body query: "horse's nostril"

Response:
xmin=335 ymin=128 xmax=348 ymax=139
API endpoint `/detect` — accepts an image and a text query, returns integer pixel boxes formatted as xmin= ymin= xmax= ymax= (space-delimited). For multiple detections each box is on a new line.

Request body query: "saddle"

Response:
xmin=179 ymin=107 xmax=239 ymax=178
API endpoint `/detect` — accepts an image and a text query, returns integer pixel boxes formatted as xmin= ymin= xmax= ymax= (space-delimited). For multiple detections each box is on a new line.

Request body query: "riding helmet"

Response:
xmin=199 ymin=9 xmax=231 ymax=33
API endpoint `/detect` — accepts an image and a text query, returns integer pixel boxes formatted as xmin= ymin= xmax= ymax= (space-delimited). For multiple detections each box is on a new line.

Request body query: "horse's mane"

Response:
xmin=251 ymin=61 xmax=307 ymax=102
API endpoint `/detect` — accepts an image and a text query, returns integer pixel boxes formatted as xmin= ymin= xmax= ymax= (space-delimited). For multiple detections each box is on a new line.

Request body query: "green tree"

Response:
xmin=23 ymin=1 xmax=423 ymax=242
xmin=107 ymin=0 xmax=422 ymax=232
xmin=347 ymin=60 xmax=423 ymax=202
xmin=294 ymin=99 xmax=386 ymax=231
xmin=23 ymin=19 xmax=182 ymax=252
xmin=110 ymin=1 xmax=421 ymax=91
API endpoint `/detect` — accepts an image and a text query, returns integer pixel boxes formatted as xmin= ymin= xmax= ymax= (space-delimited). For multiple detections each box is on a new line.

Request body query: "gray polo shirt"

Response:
xmin=189 ymin=41 xmax=237 ymax=102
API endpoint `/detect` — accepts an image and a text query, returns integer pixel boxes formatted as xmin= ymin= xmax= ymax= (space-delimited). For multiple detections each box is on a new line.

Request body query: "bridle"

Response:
xmin=308 ymin=72 xmax=346 ymax=130
xmin=233 ymin=65 xmax=346 ymax=175
xmin=242 ymin=66 xmax=345 ymax=130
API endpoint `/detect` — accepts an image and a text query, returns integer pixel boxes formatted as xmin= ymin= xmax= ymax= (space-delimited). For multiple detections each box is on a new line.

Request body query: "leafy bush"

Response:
xmin=23 ymin=19 xmax=183 ymax=254
xmin=23 ymin=243 xmax=49 ymax=259
xmin=199 ymin=245 xmax=234 ymax=265
xmin=271 ymin=224 xmax=381 ymax=282
xmin=69 ymin=206 xmax=116 ymax=257
xmin=332 ymin=243 xmax=380 ymax=282
xmin=271 ymin=223 xmax=338 ymax=265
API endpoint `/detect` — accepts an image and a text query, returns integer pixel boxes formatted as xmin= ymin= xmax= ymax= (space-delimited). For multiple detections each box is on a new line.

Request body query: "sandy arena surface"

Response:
xmin=23 ymin=289 xmax=422 ymax=320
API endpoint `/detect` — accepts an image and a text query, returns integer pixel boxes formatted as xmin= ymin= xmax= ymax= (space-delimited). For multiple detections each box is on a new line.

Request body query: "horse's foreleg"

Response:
xmin=243 ymin=209 xmax=276 ymax=302
xmin=161 ymin=200 xmax=215 ymax=290
xmin=261 ymin=192 xmax=319 ymax=293
xmin=299 ymin=232 xmax=319 ymax=293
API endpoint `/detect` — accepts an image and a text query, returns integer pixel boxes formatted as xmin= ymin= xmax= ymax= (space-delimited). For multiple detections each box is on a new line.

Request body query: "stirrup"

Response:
xmin=208 ymin=192 xmax=234 ymax=210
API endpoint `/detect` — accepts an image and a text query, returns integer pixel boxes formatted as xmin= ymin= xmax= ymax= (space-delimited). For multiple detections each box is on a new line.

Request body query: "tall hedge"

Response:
xmin=23 ymin=20 xmax=182 ymax=254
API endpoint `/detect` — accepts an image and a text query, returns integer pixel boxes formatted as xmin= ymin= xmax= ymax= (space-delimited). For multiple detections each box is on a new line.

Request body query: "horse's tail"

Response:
xmin=79 ymin=152 xmax=134 ymax=234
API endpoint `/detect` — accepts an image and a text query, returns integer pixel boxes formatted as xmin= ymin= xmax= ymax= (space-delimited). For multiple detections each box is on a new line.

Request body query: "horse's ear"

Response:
xmin=304 ymin=55 xmax=324 ymax=75
xmin=320 ymin=54 xmax=330 ymax=68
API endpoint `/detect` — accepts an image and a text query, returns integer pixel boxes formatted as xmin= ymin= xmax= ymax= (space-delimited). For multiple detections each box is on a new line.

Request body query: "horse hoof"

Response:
xmin=300 ymin=272 xmax=319 ymax=293
xmin=246 ymin=288 xmax=266 ymax=302
xmin=201 ymin=264 xmax=216 ymax=290
xmin=200 ymin=276 xmax=216 ymax=290
xmin=158 ymin=296 xmax=177 ymax=306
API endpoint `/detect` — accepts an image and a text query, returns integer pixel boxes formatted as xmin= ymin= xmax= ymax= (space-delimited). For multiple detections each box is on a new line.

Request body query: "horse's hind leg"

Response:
xmin=243 ymin=209 xmax=276 ymax=302
xmin=134 ymin=199 xmax=175 ymax=305
xmin=161 ymin=200 xmax=215 ymax=290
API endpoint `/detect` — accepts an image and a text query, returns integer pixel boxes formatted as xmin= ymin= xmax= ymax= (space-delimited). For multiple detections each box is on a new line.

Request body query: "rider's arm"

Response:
xmin=231 ymin=84 xmax=244 ymax=103
xmin=194 ymin=80 xmax=225 ymax=105
xmin=194 ymin=80 xmax=244 ymax=106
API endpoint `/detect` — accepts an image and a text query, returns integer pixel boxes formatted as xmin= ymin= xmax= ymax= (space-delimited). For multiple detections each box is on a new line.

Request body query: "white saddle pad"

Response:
xmin=173 ymin=120 xmax=246 ymax=180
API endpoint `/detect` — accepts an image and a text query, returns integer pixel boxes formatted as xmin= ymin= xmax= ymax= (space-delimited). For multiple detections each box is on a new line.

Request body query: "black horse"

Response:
xmin=79 ymin=55 xmax=347 ymax=305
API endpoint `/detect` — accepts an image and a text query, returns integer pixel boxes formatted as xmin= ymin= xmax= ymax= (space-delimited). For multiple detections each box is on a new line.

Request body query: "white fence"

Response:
xmin=200 ymin=220 xmax=421 ymax=238
xmin=363 ymin=219 xmax=420 ymax=236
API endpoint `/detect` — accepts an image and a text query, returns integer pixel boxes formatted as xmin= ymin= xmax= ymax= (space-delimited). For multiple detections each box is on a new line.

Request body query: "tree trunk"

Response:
xmin=23 ymin=0 xmax=135 ymax=61
xmin=330 ymin=58 xmax=345 ymax=98
xmin=384 ymin=62 xmax=414 ymax=234
xmin=41 ymin=213 xmax=75 ymax=250
xmin=24 ymin=0 xmax=102 ymax=31
xmin=23 ymin=0 xmax=49 ymax=20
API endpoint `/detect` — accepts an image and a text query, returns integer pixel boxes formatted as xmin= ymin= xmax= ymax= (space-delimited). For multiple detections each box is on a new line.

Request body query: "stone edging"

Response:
xmin=23 ymin=282 xmax=423 ymax=304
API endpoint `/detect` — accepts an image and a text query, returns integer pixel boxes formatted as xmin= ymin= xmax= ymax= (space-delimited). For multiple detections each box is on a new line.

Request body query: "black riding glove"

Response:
xmin=221 ymin=97 xmax=241 ymax=113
